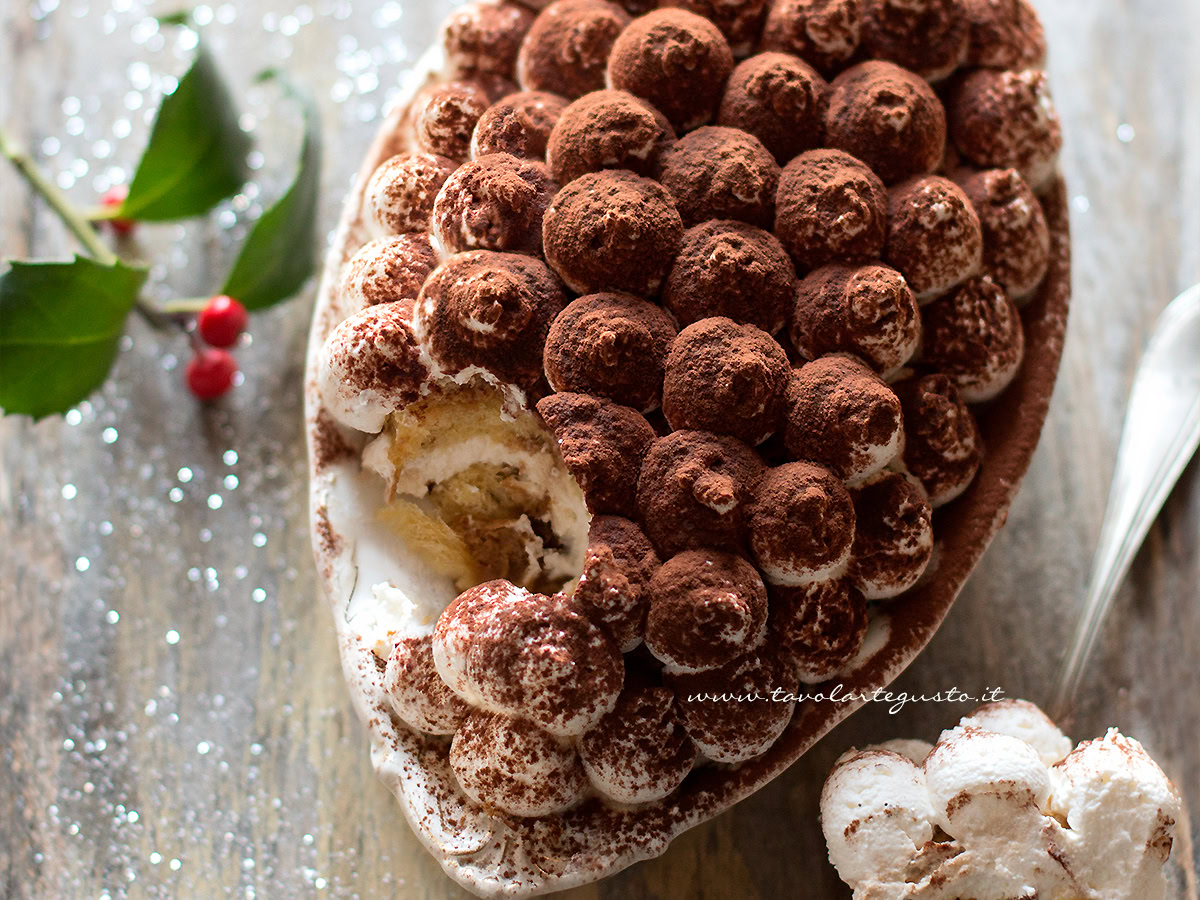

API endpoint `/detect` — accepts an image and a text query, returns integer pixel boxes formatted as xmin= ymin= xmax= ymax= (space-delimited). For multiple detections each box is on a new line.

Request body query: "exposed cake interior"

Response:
xmin=364 ymin=381 xmax=589 ymax=600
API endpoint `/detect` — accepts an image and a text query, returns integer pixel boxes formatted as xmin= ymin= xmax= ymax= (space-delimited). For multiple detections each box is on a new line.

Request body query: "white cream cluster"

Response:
xmin=820 ymin=700 xmax=1181 ymax=900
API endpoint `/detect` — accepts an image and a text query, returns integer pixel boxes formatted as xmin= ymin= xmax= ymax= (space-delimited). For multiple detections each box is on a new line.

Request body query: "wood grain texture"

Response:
xmin=1 ymin=1 xmax=1197 ymax=898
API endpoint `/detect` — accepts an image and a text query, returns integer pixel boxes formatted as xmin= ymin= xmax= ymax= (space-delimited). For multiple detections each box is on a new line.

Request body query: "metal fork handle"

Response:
xmin=1051 ymin=285 xmax=1200 ymax=721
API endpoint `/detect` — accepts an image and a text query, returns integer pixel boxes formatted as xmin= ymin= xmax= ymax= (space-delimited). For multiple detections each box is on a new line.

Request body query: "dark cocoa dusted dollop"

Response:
xmin=536 ymin=392 xmax=657 ymax=516
xmin=748 ymin=461 xmax=857 ymax=585
xmin=661 ymin=317 xmax=790 ymax=446
xmin=892 ymin=373 xmax=983 ymax=506
xmin=963 ymin=0 xmax=1046 ymax=70
xmin=542 ymin=170 xmax=684 ymax=296
xmin=637 ymin=430 xmax=765 ymax=555
xmin=667 ymin=640 xmax=799 ymax=762
xmin=954 ymin=166 xmax=1050 ymax=302
xmin=885 ymin=175 xmax=982 ymax=300
xmin=432 ymin=153 xmax=559 ymax=255
xmin=790 ymin=261 xmax=921 ymax=374
xmin=783 ymin=355 xmax=904 ymax=483
xmin=919 ymin=274 xmax=1025 ymax=403
xmin=860 ymin=0 xmax=969 ymax=82
xmin=759 ymin=0 xmax=865 ymax=77
xmin=847 ymin=470 xmax=934 ymax=599
xmin=823 ymin=61 xmax=946 ymax=185
xmin=607 ymin=8 xmax=735 ymax=132
xmin=572 ymin=515 xmax=661 ymax=651
xmin=543 ymin=293 xmax=677 ymax=412
xmin=413 ymin=81 xmax=493 ymax=162
xmin=645 ymin=549 xmax=769 ymax=672
xmin=442 ymin=0 xmax=535 ymax=79
xmin=948 ymin=68 xmax=1062 ymax=191
xmin=664 ymin=221 xmax=796 ymax=336
xmin=661 ymin=0 xmax=771 ymax=57
xmin=775 ymin=148 xmax=888 ymax=272
xmin=717 ymin=51 xmax=828 ymax=165
xmin=517 ymin=0 xmax=631 ymax=98
xmin=769 ymin=579 xmax=868 ymax=683
xmin=656 ymin=125 xmax=781 ymax=229
xmin=417 ymin=251 xmax=568 ymax=393
xmin=546 ymin=90 xmax=677 ymax=185
xmin=471 ymin=90 xmax=570 ymax=159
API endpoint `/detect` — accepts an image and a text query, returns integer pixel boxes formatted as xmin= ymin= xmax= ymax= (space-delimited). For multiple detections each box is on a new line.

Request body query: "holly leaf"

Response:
xmin=156 ymin=10 xmax=193 ymax=27
xmin=110 ymin=47 xmax=250 ymax=222
xmin=0 ymin=257 xmax=147 ymax=419
xmin=220 ymin=73 xmax=322 ymax=310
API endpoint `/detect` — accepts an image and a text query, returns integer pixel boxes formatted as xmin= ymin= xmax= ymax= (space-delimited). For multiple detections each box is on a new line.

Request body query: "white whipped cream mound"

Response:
xmin=961 ymin=697 xmax=1073 ymax=766
xmin=1048 ymin=730 xmax=1183 ymax=900
xmin=820 ymin=700 xmax=1181 ymax=900
xmin=820 ymin=748 xmax=937 ymax=888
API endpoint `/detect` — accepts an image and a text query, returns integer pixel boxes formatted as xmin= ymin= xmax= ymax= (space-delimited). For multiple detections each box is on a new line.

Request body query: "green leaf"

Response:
xmin=156 ymin=10 xmax=193 ymax=27
xmin=221 ymin=75 xmax=322 ymax=310
xmin=115 ymin=47 xmax=251 ymax=222
xmin=0 ymin=257 xmax=147 ymax=419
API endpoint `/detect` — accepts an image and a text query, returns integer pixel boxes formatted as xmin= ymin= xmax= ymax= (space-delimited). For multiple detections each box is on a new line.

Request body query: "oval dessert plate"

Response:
xmin=306 ymin=41 xmax=1071 ymax=899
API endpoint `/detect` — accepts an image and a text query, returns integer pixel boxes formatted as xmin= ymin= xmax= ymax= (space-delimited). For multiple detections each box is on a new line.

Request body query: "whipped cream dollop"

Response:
xmin=821 ymin=699 xmax=1181 ymax=900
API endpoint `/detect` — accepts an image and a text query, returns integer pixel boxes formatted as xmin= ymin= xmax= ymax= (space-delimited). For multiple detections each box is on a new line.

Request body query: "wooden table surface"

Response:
xmin=2 ymin=1 xmax=1198 ymax=897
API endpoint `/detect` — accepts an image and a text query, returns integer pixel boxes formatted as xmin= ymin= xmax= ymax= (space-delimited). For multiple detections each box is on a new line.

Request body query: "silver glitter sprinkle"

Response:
xmin=165 ymin=630 xmax=180 ymax=645
xmin=62 ymin=484 xmax=77 ymax=499
xmin=177 ymin=467 xmax=193 ymax=482
xmin=75 ymin=557 xmax=90 ymax=572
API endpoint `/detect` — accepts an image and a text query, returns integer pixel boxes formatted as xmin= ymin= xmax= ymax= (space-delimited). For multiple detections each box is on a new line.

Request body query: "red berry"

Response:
xmin=100 ymin=185 xmax=136 ymax=235
xmin=186 ymin=348 xmax=238 ymax=400
xmin=197 ymin=295 xmax=249 ymax=348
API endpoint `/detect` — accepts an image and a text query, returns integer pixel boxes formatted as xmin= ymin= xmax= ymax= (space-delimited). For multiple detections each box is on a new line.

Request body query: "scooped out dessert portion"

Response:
xmin=821 ymin=700 xmax=1182 ymax=900
xmin=309 ymin=0 xmax=1070 ymax=892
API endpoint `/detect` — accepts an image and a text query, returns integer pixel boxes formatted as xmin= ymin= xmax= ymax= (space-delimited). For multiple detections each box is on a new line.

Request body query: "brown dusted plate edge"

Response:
xmin=304 ymin=48 xmax=1071 ymax=898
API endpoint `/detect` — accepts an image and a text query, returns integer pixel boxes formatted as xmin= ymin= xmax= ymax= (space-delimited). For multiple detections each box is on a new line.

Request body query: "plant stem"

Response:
xmin=0 ymin=124 xmax=118 ymax=266
xmin=134 ymin=300 xmax=181 ymax=332
xmin=160 ymin=296 xmax=211 ymax=315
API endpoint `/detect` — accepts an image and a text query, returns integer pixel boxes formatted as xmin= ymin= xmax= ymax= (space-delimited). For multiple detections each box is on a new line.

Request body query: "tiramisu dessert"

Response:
xmin=306 ymin=0 xmax=1071 ymax=893
xmin=821 ymin=700 xmax=1182 ymax=899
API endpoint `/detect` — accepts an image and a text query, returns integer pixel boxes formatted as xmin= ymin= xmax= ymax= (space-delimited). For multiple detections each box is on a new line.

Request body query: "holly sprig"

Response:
xmin=0 ymin=32 xmax=322 ymax=420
